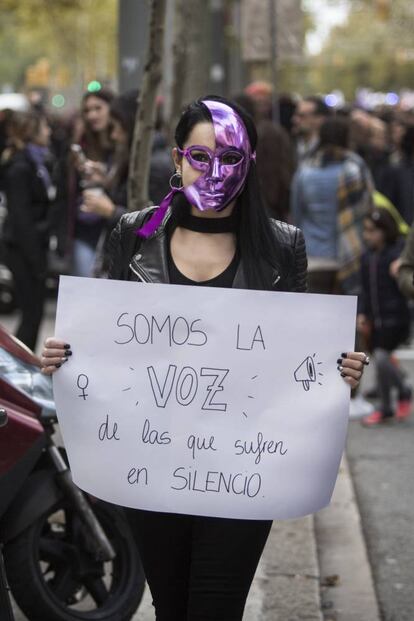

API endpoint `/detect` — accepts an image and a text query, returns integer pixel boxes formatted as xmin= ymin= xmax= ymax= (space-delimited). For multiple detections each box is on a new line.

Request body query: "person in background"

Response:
xmin=0 ymin=108 xmax=14 ymax=163
xmin=235 ymin=91 xmax=296 ymax=222
xmin=243 ymin=81 xmax=273 ymax=122
xmin=379 ymin=124 xmax=414 ymax=225
xmin=359 ymin=208 xmax=412 ymax=426
xmin=0 ymin=111 xmax=53 ymax=350
xmin=389 ymin=113 xmax=407 ymax=165
xmin=291 ymin=117 xmax=373 ymax=294
xmin=54 ymin=87 xmax=114 ymax=277
xmin=81 ymin=89 xmax=172 ymax=276
xmin=256 ymin=120 xmax=295 ymax=222
xmin=393 ymin=221 xmax=414 ymax=299
xmin=363 ymin=116 xmax=390 ymax=191
xmin=291 ymin=96 xmax=331 ymax=163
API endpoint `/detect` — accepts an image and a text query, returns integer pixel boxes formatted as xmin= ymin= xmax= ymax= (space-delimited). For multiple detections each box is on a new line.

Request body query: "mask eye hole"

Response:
xmin=188 ymin=148 xmax=210 ymax=165
xmin=221 ymin=151 xmax=243 ymax=166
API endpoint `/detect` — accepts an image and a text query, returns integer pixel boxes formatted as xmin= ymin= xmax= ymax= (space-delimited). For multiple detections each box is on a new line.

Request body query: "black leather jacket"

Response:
xmin=107 ymin=207 xmax=308 ymax=292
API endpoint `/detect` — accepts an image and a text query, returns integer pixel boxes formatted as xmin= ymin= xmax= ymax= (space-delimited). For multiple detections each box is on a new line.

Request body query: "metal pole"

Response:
xmin=209 ymin=0 xmax=226 ymax=96
xmin=118 ymin=0 xmax=150 ymax=93
xmin=269 ymin=0 xmax=279 ymax=123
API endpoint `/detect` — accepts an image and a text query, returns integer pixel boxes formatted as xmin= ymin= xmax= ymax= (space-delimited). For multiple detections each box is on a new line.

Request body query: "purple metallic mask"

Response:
xmin=181 ymin=99 xmax=254 ymax=212
xmin=136 ymin=99 xmax=255 ymax=238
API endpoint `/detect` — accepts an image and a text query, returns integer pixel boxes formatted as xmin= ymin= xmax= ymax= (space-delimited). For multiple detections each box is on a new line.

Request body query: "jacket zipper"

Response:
xmin=129 ymin=258 xmax=151 ymax=283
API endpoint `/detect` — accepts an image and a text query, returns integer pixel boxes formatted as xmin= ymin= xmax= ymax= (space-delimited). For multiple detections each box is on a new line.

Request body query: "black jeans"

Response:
xmin=4 ymin=246 xmax=46 ymax=351
xmin=126 ymin=509 xmax=272 ymax=621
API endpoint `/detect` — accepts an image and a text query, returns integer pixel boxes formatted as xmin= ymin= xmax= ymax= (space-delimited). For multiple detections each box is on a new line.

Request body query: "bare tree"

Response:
xmin=168 ymin=0 xmax=210 ymax=139
xmin=184 ymin=0 xmax=210 ymax=102
xmin=128 ymin=0 xmax=167 ymax=212
xmin=168 ymin=0 xmax=191 ymax=139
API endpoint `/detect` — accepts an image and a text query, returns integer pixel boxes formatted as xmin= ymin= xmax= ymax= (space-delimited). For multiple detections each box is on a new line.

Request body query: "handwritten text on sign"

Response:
xmin=53 ymin=277 xmax=356 ymax=520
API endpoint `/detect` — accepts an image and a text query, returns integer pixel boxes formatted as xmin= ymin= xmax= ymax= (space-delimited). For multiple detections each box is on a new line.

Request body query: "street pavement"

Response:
xmin=346 ymin=352 xmax=414 ymax=621
xmin=2 ymin=303 xmax=413 ymax=620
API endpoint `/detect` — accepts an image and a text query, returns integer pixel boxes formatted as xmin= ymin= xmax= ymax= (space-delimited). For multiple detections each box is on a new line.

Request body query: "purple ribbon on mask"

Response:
xmin=135 ymin=188 xmax=182 ymax=238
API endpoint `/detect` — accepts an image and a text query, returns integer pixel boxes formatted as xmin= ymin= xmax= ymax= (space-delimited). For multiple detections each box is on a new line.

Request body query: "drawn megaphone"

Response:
xmin=294 ymin=356 xmax=316 ymax=391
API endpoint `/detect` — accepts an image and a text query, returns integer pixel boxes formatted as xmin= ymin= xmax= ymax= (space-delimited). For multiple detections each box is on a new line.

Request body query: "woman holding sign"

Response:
xmin=41 ymin=97 xmax=367 ymax=621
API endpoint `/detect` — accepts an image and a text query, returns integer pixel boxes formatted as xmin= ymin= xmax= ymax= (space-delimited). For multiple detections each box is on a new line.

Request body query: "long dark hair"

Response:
xmin=80 ymin=88 xmax=114 ymax=161
xmin=319 ymin=117 xmax=350 ymax=150
xmin=174 ymin=95 xmax=285 ymax=290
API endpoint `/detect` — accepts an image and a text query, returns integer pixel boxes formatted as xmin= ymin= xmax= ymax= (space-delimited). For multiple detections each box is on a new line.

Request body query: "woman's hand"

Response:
xmin=337 ymin=351 xmax=368 ymax=389
xmin=40 ymin=338 xmax=72 ymax=375
xmin=389 ymin=258 xmax=402 ymax=280
xmin=81 ymin=190 xmax=115 ymax=219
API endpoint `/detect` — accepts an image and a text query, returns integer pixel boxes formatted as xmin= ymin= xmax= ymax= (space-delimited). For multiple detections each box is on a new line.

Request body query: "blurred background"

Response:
xmin=0 ymin=0 xmax=411 ymax=117
xmin=2 ymin=4 xmax=414 ymax=621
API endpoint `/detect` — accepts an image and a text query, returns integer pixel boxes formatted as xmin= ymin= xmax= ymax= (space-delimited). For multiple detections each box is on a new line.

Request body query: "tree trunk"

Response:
xmin=184 ymin=0 xmax=210 ymax=102
xmin=168 ymin=0 xmax=191 ymax=140
xmin=127 ymin=0 xmax=167 ymax=212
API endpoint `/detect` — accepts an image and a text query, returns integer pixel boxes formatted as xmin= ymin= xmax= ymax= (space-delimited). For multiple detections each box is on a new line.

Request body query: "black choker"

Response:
xmin=179 ymin=212 xmax=239 ymax=234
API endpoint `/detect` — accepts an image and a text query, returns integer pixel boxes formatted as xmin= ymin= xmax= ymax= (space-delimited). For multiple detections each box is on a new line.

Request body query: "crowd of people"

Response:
xmin=1 ymin=81 xmax=414 ymax=426
xmin=0 ymin=88 xmax=172 ymax=349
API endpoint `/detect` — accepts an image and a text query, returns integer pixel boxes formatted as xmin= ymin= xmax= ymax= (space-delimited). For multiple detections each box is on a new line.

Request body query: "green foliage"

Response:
xmin=308 ymin=0 xmax=414 ymax=98
xmin=0 ymin=0 xmax=117 ymax=92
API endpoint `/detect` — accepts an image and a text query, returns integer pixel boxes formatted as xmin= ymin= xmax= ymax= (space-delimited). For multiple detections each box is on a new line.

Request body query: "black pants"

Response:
xmin=4 ymin=246 xmax=46 ymax=351
xmin=126 ymin=509 xmax=272 ymax=621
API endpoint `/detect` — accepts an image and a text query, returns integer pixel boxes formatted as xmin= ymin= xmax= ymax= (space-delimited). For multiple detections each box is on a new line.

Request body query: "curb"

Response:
xmin=314 ymin=455 xmax=381 ymax=621
xmin=244 ymin=516 xmax=322 ymax=620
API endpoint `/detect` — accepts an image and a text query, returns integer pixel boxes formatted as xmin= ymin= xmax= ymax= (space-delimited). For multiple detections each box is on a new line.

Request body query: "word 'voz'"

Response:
xmin=147 ymin=365 xmax=229 ymax=411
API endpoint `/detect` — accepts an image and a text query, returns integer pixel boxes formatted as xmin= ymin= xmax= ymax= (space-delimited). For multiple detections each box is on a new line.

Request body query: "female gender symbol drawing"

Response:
xmin=77 ymin=374 xmax=89 ymax=400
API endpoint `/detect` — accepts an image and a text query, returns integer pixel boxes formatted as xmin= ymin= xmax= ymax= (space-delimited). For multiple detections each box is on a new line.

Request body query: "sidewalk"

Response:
xmin=135 ymin=455 xmax=381 ymax=620
xmin=241 ymin=455 xmax=380 ymax=621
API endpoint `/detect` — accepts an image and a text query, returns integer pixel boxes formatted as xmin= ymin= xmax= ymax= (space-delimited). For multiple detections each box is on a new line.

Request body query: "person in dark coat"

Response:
xmin=358 ymin=208 xmax=412 ymax=425
xmin=1 ymin=111 xmax=53 ymax=350
xmin=379 ymin=125 xmax=414 ymax=225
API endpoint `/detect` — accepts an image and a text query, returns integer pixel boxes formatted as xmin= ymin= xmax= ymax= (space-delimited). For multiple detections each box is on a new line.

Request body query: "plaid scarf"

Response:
xmin=308 ymin=148 xmax=373 ymax=294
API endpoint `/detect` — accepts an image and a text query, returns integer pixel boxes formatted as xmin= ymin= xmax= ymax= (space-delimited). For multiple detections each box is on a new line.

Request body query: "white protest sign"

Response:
xmin=53 ymin=276 xmax=356 ymax=520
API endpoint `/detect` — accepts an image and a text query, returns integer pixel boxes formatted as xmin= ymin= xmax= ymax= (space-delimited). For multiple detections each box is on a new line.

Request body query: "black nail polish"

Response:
xmin=341 ymin=372 xmax=346 ymax=377
xmin=64 ymin=343 xmax=71 ymax=349
xmin=55 ymin=363 xmax=61 ymax=368
xmin=64 ymin=350 xmax=72 ymax=356
xmin=337 ymin=358 xmax=342 ymax=364
xmin=341 ymin=352 xmax=347 ymax=358
xmin=61 ymin=357 xmax=69 ymax=364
